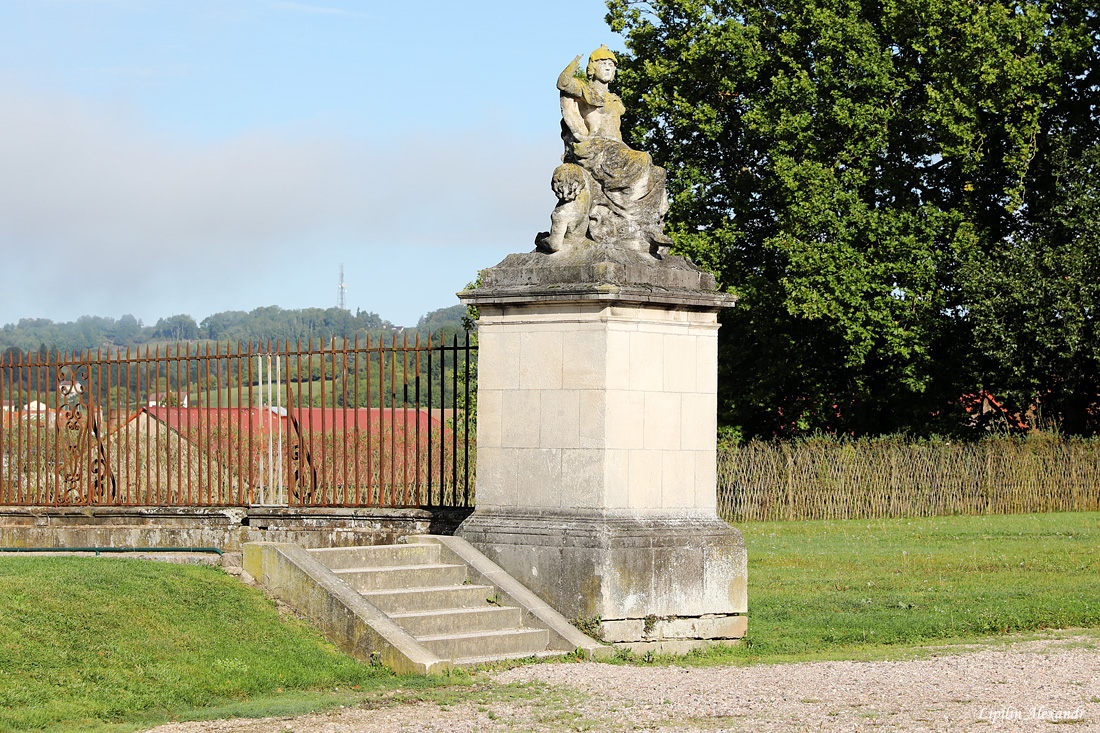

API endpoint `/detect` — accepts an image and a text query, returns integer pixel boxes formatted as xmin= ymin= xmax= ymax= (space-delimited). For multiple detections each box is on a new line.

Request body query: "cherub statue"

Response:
xmin=536 ymin=163 xmax=591 ymax=253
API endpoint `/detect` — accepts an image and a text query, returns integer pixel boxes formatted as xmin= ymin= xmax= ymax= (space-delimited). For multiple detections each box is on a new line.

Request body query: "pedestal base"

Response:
xmin=456 ymin=508 xmax=746 ymax=644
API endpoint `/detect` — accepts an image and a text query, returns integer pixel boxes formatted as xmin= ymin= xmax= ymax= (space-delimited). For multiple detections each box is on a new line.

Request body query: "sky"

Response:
xmin=0 ymin=0 xmax=627 ymax=329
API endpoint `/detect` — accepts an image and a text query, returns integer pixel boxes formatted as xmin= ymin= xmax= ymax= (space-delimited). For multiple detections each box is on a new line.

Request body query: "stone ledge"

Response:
xmin=459 ymin=246 xmax=737 ymax=311
xmin=457 ymin=509 xmax=744 ymax=548
xmin=0 ymin=506 xmax=471 ymax=552
xmin=462 ymin=285 xmax=736 ymax=311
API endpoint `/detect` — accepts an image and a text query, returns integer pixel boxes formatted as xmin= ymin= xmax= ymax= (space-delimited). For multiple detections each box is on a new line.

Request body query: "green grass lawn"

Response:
xmin=678 ymin=510 xmax=1100 ymax=665
xmin=2 ymin=512 xmax=1098 ymax=730
xmin=0 ymin=558 xmax=457 ymax=733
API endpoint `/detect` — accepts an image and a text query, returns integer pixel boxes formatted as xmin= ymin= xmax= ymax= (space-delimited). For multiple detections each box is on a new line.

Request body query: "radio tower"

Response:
xmin=337 ymin=264 xmax=347 ymax=310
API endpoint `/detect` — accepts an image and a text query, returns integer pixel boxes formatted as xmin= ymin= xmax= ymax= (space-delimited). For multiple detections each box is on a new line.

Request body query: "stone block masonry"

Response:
xmin=457 ymin=245 xmax=746 ymax=646
xmin=475 ymin=303 xmax=720 ymax=513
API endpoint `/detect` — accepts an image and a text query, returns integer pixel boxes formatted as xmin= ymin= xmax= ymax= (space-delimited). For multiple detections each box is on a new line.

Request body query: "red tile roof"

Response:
xmin=133 ymin=406 xmax=444 ymax=436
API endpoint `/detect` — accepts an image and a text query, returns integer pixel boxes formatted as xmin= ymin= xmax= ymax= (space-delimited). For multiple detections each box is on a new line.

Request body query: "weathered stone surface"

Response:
xmin=599 ymin=615 xmax=747 ymax=644
xmin=539 ymin=46 xmax=673 ymax=255
xmin=613 ymin=637 xmax=742 ymax=655
xmin=649 ymin=614 xmax=748 ymax=640
xmin=599 ymin=619 xmax=646 ymax=643
xmin=470 ymin=301 xmax=723 ymax=514
xmin=0 ymin=506 xmax=471 ymax=552
xmin=457 ymin=510 xmax=747 ymax=622
xmin=470 ymin=244 xmax=726 ymax=299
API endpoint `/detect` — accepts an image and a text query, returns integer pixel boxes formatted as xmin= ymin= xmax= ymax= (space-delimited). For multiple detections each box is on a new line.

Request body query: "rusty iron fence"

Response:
xmin=0 ymin=334 xmax=475 ymax=509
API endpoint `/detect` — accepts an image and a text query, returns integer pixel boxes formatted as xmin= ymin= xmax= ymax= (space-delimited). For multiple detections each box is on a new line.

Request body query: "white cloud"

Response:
xmin=0 ymin=82 xmax=556 ymax=325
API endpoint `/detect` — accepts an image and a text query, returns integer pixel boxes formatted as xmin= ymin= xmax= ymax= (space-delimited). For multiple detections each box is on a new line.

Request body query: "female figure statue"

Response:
xmin=542 ymin=45 xmax=672 ymax=255
xmin=557 ymin=46 xmax=625 ymax=142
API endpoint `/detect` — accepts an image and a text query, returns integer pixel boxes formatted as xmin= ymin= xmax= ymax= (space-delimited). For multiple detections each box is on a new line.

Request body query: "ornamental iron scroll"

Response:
xmin=54 ymin=364 xmax=116 ymax=505
xmin=286 ymin=400 xmax=318 ymax=506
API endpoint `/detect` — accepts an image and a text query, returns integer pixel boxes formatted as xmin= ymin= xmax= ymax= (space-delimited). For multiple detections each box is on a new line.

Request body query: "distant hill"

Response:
xmin=417 ymin=305 xmax=469 ymax=334
xmin=0 ymin=304 xmax=470 ymax=356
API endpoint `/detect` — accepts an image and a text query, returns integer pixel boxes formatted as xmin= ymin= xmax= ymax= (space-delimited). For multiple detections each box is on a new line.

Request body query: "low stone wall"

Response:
xmin=0 ymin=506 xmax=472 ymax=554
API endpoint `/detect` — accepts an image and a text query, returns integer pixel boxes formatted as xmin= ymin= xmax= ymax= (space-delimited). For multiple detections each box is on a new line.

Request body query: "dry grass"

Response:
xmin=718 ymin=434 xmax=1100 ymax=522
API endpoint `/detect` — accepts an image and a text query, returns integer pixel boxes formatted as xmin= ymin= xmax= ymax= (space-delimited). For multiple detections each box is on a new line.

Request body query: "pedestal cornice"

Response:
xmin=458 ymin=246 xmax=737 ymax=311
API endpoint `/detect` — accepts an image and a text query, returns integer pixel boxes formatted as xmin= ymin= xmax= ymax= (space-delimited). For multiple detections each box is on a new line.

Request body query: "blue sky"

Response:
xmin=0 ymin=0 xmax=626 ymax=328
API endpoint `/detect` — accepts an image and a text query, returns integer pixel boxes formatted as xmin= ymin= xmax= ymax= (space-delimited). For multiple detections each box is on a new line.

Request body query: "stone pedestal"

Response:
xmin=457 ymin=245 xmax=746 ymax=649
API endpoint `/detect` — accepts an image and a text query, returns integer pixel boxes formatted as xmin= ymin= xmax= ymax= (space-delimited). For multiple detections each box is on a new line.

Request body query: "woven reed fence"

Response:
xmin=718 ymin=436 xmax=1100 ymax=522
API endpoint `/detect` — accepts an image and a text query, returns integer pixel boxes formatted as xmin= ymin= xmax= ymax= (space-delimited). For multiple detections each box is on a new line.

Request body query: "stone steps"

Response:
xmin=360 ymin=583 xmax=500 ymax=614
xmin=418 ymin=628 xmax=550 ymax=660
xmin=332 ymin=563 xmax=469 ymax=592
xmin=307 ymin=542 xmax=555 ymax=666
xmin=388 ymin=605 xmax=523 ymax=636
xmin=308 ymin=544 xmax=433 ymax=570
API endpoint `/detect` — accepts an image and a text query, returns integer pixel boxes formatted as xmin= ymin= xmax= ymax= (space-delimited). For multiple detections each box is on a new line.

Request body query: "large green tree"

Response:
xmin=960 ymin=3 xmax=1100 ymax=432
xmin=607 ymin=0 xmax=1099 ymax=436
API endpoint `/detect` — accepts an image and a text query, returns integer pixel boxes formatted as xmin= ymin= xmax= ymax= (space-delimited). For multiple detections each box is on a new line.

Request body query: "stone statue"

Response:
xmin=536 ymin=45 xmax=673 ymax=257
xmin=542 ymin=163 xmax=591 ymax=252
xmin=557 ymin=46 xmax=625 ymax=141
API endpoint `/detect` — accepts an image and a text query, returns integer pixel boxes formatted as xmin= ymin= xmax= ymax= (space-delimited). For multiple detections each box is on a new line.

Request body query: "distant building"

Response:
xmin=129 ymin=405 xmax=441 ymax=440
xmin=113 ymin=405 xmax=450 ymax=503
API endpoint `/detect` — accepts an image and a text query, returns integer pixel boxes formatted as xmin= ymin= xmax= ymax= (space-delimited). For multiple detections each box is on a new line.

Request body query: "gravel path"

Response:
xmin=145 ymin=634 xmax=1098 ymax=732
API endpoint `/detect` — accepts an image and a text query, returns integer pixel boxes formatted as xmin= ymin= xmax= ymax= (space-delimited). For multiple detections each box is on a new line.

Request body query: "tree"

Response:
xmin=964 ymin=146 xmax=1100 ymax=432
xmin=607 ymin=0 xmax=1099 ymax=436
xmin=152 ymin=314 xmax=200 ymax=341
xmin=110 ymin=314 xmax=143 ymax=345
xmin=417 ymin=305 xmax=468 ymax=336
xmin=959 ymin=4 xmax=1100 ymax=433
xmin=200 ymin=310 xmax=247 ymax=342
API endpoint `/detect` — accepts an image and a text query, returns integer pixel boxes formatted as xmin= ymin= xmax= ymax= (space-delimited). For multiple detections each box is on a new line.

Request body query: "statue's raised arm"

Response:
xmin=557 ymin=55 xmax=589 ymax=139
xmin=556 ymin=54 xmax=584 ymax=96
xmin=556 ymin=46 xmax=624 ymax=142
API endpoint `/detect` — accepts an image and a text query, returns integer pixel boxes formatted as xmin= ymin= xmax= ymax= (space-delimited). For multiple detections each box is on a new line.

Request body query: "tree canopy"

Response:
xmin=607 ymin=0 xmax=1100 ymax=436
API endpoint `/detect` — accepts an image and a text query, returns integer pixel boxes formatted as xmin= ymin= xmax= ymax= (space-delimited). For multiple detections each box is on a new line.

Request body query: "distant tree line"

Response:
xmin=0 ymin=305 xmax=472 ymax=413
xmin=0 ymin=305 xmax=469 ymax=357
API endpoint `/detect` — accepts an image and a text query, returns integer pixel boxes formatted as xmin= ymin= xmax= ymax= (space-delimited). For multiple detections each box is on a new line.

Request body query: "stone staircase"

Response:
xmin=307 ymin=542 xmax=554 ymax=665
xmin=243 ymin=535 xmax=606 ymax=672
